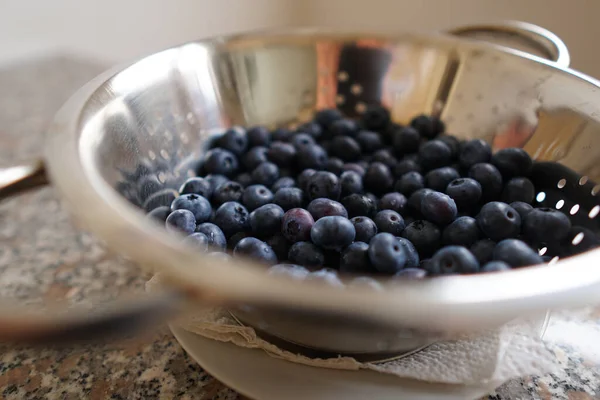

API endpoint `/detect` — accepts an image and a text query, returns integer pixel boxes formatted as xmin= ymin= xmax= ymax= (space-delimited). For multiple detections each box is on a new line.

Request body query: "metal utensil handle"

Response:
xmin=0 ymin=161 xmax=183 ymax=344
xmin=447 ymin=21 xmax=570 ymax=68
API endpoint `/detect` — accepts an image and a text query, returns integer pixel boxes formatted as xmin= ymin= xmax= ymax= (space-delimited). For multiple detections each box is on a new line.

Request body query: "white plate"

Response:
xmin=170 ymin=325 xmax=501 ymax=400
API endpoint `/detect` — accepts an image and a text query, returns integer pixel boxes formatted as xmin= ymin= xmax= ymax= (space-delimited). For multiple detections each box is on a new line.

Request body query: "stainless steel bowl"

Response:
xmin=2 ymin=22 xmax=600 ymax=353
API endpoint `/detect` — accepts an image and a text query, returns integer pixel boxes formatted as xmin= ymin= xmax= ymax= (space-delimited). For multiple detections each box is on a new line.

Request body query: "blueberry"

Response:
xmin=246 ymin=126 xmax=271 ymax=147
xmin=204 ymin=174 xmax=229 ymax=192
xmin=234 ymin=173 xmax=253 ymax=188
xmin=217 ymin=127 xmax=248 ymax=156
xmin=468 ymin=163 xmax=503 ymax=200
xmin=374 ymin=210 xmax=405 ymax=236
xmin=410 ymin=114 xmax=445 ymax=139
xmin=179 ymin=177 xmax=213 ymax=198
xmin=213 ymin=201 xmax=250 ymax=238
xmin=340 ymin=242 xmax=374 ymax=274
xmin=195 ymin=222 xmax=227 ymax=250
xmin=561 ymin=226 xmax=600 ymax=256
xmin=368 ymin=233 xmax=408 ymax=274
xmin=356 ymin=130 xmax=383 ymax=153
xmin=271 ymin=127 xmax=294 ymax=142
xmin=296 ymin=144 xmax=328 ymax=170
xmin=396 ymin=237 xmax=420 ymax=268
xmin=243 ymin=146 xmax=269 ymax=170
xmin=502 ymin=177 xmax=535 ymax=204
xmin=421 ymin=191 xmax=457 ymax=225
xmin=212 ymin=181 xmax=244 ymax=206
xmin=523 ymin=207 xmax=572 ymax=244
xmin=307 ymin=198 xmax=348 ymax=220
xmin=339 ymin=171 xmax=363 ymax=197
xmin=281 ymin=208 xmax=314 ymax=243
xmin=326 ymin=157 xmax=345 ymax=175
xmin=228 ymin=231 xmax=251 ymax=249
xmin=395 ymin=171 xmax=425 ymax=195
xmin=202 ymin=148 xmax=238 ymax=177
xmin=183 ymin=232 xmax=209 ymax=251
xmin=251 ymin=162 xmax=279 ymax=187
xmin=171 ymin=193 xmax=212 ymax=223
xmin=442 ymin=216 xmax=480 ymax=247
xmin=137 ymin=174 xmax=162 ymax=201
xmin=459 ymin=139 xmax=491 ymax=169
xmin=394 ymin=268 xmax=427 ymax=279
xmin=297 ymin=169 xmax=316 ymax=192
xmin=437 ymin=135 xmax=461 ymax=158
xmin=265 ymin=234 xmax=291 ymax=261
xmin=341 ymin=194 xmax=378 ymax=218
xmin=350 ymin=216 xmax=378 ymax=243
xmin=311 ymin=216 xmax=355 ymax=251
xmin=400 ymin=220 xmax=441 ymax=258
xmin=379 ymin=192 xmax=407 ymax=214
xmin=288 ymin=241 xmax=325 ymax=267
xmin=249 ymin=204 xmax=284 ymax=238
xmin=234 ymin=237 xmax=278 ymax=265
xmin=241 ymin=184 xmax=273 ymax=211
xmin=343 ymin=163 xmax=366 ymax=177
xmin=418 ymin=140 xmax=452 ymax=170
xmin=510 ymin=201 xmax=534 ymax=220
xmin=362 ymin=104 xmax=390 ymax=131
xmin=491 ymin=148 xmax=533 ymax=178
xmin=297 ymin=121 xmax=323 ymax=139
xmin=407 ymin=188 xmax=433 ymax=213
xmin=360 ymin=162 xmax=392 ymax=195
xmin=493 ymin=239 xmax=543 ymax=267
xmin=273 ymin=187 xmax=305 ymax=211
xmin=328 ymin=118 xmax=359 ymax=138
xmin=331 ymin=136 xmax=361 ymax=161
xmin=393 ymin=158 xmax=422 ymax=178
xmin=306 ymin=171 xmax=341 ymax=201
xmin=267 ymin=142 xmax=296 ymax=168
xmin=147 ymin=206 xmax=171 ymax=223
xmin=481 ymin=261 xmax=511 ymax=273
xmin=428 ymin=246 xmax=479 ymax=275
xmin=271 ymin=177 xmax=295 ymax=192
xmin=425 ymin=167 xmax=460 ymax=192
xmin=393 ymin=126 xmax=420 ymax=155
xmin=143 ymin=189 xmax=178 ymax=212
xmin=166 ymin=209 xmax=196 ymax=235
xmin=315 ymin=108 xmax=343 ymax=129
xmin=476 ymin=201 xmax=521 ymax=241
xmin=291 ymin=132 xmax=316 ymax=150
xmin=469 ymin=239 xmax=496 ymax=265
xmin=372 ymin=148 xmax=398 ymax=169
xmin=268 ymin=263 xmax=309 ymax=280
xmin=445 ymin=178 xmax=482 ymax=210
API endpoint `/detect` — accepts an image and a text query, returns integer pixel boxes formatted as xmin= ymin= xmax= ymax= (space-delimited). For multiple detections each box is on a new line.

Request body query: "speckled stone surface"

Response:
xmin=0 ymin=57 xmax=599 ymax=400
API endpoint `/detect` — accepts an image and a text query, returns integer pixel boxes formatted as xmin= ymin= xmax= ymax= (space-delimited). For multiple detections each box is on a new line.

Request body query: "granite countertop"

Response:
xmin=0 ymin=57 xmax=599 ymax=400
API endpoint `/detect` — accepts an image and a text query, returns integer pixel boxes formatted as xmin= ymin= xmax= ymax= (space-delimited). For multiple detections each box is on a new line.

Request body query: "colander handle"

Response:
xmin=447 ymin=21 xmax=570 ymax=68
xmin=0 ymin=161 xmax=184 ymax=345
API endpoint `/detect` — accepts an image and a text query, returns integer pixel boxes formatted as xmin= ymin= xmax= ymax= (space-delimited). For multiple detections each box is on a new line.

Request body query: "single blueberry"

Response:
xmin=442 ymin=216 xmax=480 ymax=247
xmin=331 ymin=136 xmax=362 ymax=161
xmin=445 ymin=178 xmax=482 ymax=210
xmin=481 ymin=261 xmax=511 ymax=273
xmin=364 ymin=162 xmax=394 ymax=195
xmin=510 ymin=201 xmax=534 ymax=220
xmin=523 ymin=207 xmax=572 ymax=244
xmin=195 ymin=222 xmax=227 ymax=250
xmin=296 ymin=144 xmax=329 ymax=170
xmin=339 ymin=171 xmax=364 ymax=197
xmin=396 ymin=237 xmax=420 ymax=268
xmin=372 ymin=148 xmax=398 ymax=169
xmin=179 ymin=177 xmax=213 ymax=198
xmin=291 ymin=132 xmax=316 ymax=150
xmin=341 ymin=193 xmax=378 ymax=218
xmin=459 ymin=139 xmax=492 ymax=169
xmin=182 ymin=232 xmax=209 ymax=251
xmin=491 ymin=148 xmax=533 ymax=178
xmin=476 ymin=201 xmax=521 ymax=241
xmin=395 ymin=171 xmax=425 ymax=195
xmin=393 ymin=158 xmax=422 ymax=178
xmin=271 ymin=127 xmax=294 ymax=142
xmin=143 ymin=189 xmax=178 ymax=212
xmin=204 ymin=174 xmax=229 ymax=192
xmin=202 ymin=148 xmax=238 ymax=177
xmin=326 ymin=157 xmax=345 ymax=175
xmin=350 ymin=216 xmax=378 ymax=243
xmin=343 ymin=163 xmax=366 ymax=177
xmin=297 ymin=169 xmax=316 ymax=192
xmin=306 ymin=171 xmax=341 ymax=201
xmin=428 ymin=246 xmax=479 ymax=275
xmin=217 ymin=127 xmax=248 ymax=156
xmin=233 ymin=237 xmax=278 ymax=265
xmin=297 ymin=121 xmax=323 ymax=140
xmin=328 ymin=118 xmax=359 ymax=138
xmin=249 ymin=203 xmax=285 ymax=238
xmin=437 ymin=135 xmax=461 ymax=158
xmin=266 ymin=233 xmax=291 ymax=261
xmin=241 ymin=184 xmax=274 ymax=211
xmin=166 ymin=209 xmax=196 ymax=235
xmin=502 ymin=177 xmax=535 ymax=204
xmin=468 ymin=163 xmax=503 ymax=201
xmin=469 ymin=239 xmax=497 ymax=265
xmin=281 ymin=208 xmax=315 ymax=243
xmin=271 ymin=177 xmax=295 ymax=192
xmin=394 ymin=268 xmax=427 ymax=279
xmin=393 ymin=126 xmax=421 ymax=155
xmin=374 ymin=210 xmax=406 ymax=236
xmin=400 ymin=220 xmax=441 ymax=258
xmin=311 ymin=216 xmax=356 ymax=251
xmin=307 ymin=198 xmax=348 ymax=220
xmin=410 ymin=114 xmax=445 ymax=139
xmin=421 ymin=191 xmax=457 ymax=225
xmin=368 ymin=233 xmax=408 ymax=274
xmin=251 ymin=162 xmax=280 ymax=187
xmin=379 ymin=192 xmax=407 ymax=214
xmin=267 ymin=142 xmax=296 ymax=168
xmin=243 ymin=146 xmax=269 ymax=170
xmin=273 ymin=187 xmax=305 ymax=211
xmin=212 ymin=181 xmax=244 ymax=206
xmin=356 ymin=130 xmax=383 ymax=153
xmin=493 ymin=239 xmax=543 ymax=267
xmin=147 ymin=206 xmax=171 ymax=223
xmin=171 ymin=193 xmax=212 ymax=223
xmin=407 ymin=188 xmax=433 ymax=213
xmin=425 ymin=167 xmax=460 ymax=192
xmin=213 ymin=201 xmax=250 ymax=238
xmin=418 ymin=140 xmax=452 ymax=170
xmin=340 ymin=242 xmax=374 ymax=274
xmin=315 ymin=108 xmax=343 ymax=129
xmin=362 ymin=104 xmax=391 ymax=131
xmin=288 ymin=241 xmax=325 ymax=267
xmin=246 ymin=126 xmax=271 ymax=147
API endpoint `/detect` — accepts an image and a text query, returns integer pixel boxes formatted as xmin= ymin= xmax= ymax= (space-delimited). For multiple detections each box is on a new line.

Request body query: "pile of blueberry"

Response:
xmin=146 ymin=105 xmax=600 ymax=280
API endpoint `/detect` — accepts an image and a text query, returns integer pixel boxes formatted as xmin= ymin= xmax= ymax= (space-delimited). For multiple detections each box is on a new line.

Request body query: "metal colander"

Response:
xmin=1 ymin=21 xmax=600 ymax=355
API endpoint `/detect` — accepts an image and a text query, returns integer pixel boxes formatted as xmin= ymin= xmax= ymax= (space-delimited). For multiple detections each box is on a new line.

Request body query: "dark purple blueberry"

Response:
xmin=364 ymin=162 xmax=394 ymax=195
xmin=228 ymin=231 xmax=251 ymax=249
xmin=213 ymin=201 xmax=250 ymax=238
xmin=306 ymin=171 xmax=341 ymax=201
xmin=246 ymin=126 xmax=271 ymax=147
xmin=459 ymin=139 xmax=492 ymax=169
xmin=395 ymin=171 xmax=425 ymax=196
xmin=143 ymin=189 xmax=178 ymax=212
xmin=368 ymin=233 xmax=408 ymax=274
xmin=291 ymin=132 xmax=316 ymax=150
xmin=340 ymin=242 xmax=374 ymax=274
xmin=241 ymin=184 xmax=273 ymax=211
xmin=523 ymin=207 xmax=571 ymax=245
xmin=493 ymin=239 xmax=543 ymax=267
xmin=326 ymin=157 xmax=345 ymax=175
xmin=271 ymin=127 xmax=293 ymax=142
xmin=212 ymin=181 xmax=244 ymax=207
xmin=374 ymin=210 xmax=405 ymax=236
xmin=408 ymin=188 xmax=433 ymax=213
xmin=445 ymin=178 xmax=482 ymax=210
xmin=331 ymin=136 xmax=362 ymax=161
xmin=251 ymin=162 xmax=279 ymax=187
xmin=351 ymin=216 xmax=378 ymax=243
xmin=400 ymin=220 xmax=441 ymax=258
xmin=442 ymin=216 xmax=480 ymax=247
xmin=394 ymin=268 xmax=427 ymax=279
xmin=297 ymin=169 xmax=316 ymax=192
xmin=410 ymin=114 xmax=445 ymax=139
xmin=379 ymin=192 xmax=407 ymax=214
xmin=340 ymin=171 xmax=363 ymax=197
xmin=204 ymin=174 xmax=229 ymax=192
xmin=217 ymin=127 xmax=248 ymax=156
xmin=235 ymin=173 xmax=253 ymax=188
xmin=561 ymin=226 xmax=600 ymax=256
xmin=393 ymin=126 xmax=421 ymax=155
xmin=481 ymin=261 xmax=511 ymax=273
xmin=266 ymin=234 xmax=291 ymax=261
xmin=362 ymin=104 xmax=390 ymax=131
xmin=271 ymin=177 xmax=295 ymax=192
xmin=202 ymin=148 xmax=238 ymax=177
xmin=233 ymin=237 xmax=278 ymax=265
xmin=393 ymin=158 xmax=422 ymax=178
xmin=281 ymin=208 xmax=314 ymax=243
xmin=243 ymin=146 xmax=269 ymax=170
xmin=182 ymin=232 xmax=209 ymax=251
xmin=307 ymin=198 xmax=348 ymax=220
xmin=421 ymin=191 xmax=457 ymax=225
xmin=356 ymin=130 xmax=383 ymax=153
xmin=147 ymin=206 xmax=171 ymax=222
xmin=425 ymin=167 xmax=460 ymax=192
xmin=372 ymin=148 xmax=398 ymax=169
xmin=477 ymin=201 xmax=521 ymax=241
xmin=296 ymin=144 xmax=329 ymax=170
xmin=502 ymin=177 xmax=535 ymax=204
xmin=195 ymin=222 xmax=227 ymax=250
xmin=179 ymin=177 xmax=213 ymax=198
xmin=343 ymin=163 xmax=366 ymax=176
xmin=396 ymin=237 xmax=420 ymax=268
xmin=468 ymin=163 xmax=503 ymax=201
xmin=297 ymin=121 xmax=323 ymax=139
xmin=328 ymin=118 xmax=359 ymax=138
xmin=491 ymin=148 xmax=533 ymax=178
xmin=166 ymin=209 xmax=196 ymax=235
xmin=418 ymin=140 xmax=452 ymax=170
xmin=437 ymin=135 xmax=461 ymax=158
xmin=288 ymin=241 xmax=325 ymax=267
xmin=428 ymin=246 xmax=479 ymax=275
xmin=510 ymin=201 xmax=534 ymax=220
xmin=267 ymin=142 xmax=296 ymax=168
xmin=310 ymin=216 xmax=356 ymax=251
xmin=469 ymin=239 xmax=496 ymax=265
xmin=249 ymin=203 xmax=285 ymax=238
xmin=171 ymin=193 xmax=212 ymax=223
xmin=273 ymin=187 xmax=305 ymax=211
xmin=341 ymin=193 xmax=378 ymax=218
xmin=315 ymin=108 xmax=343 ymax=129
